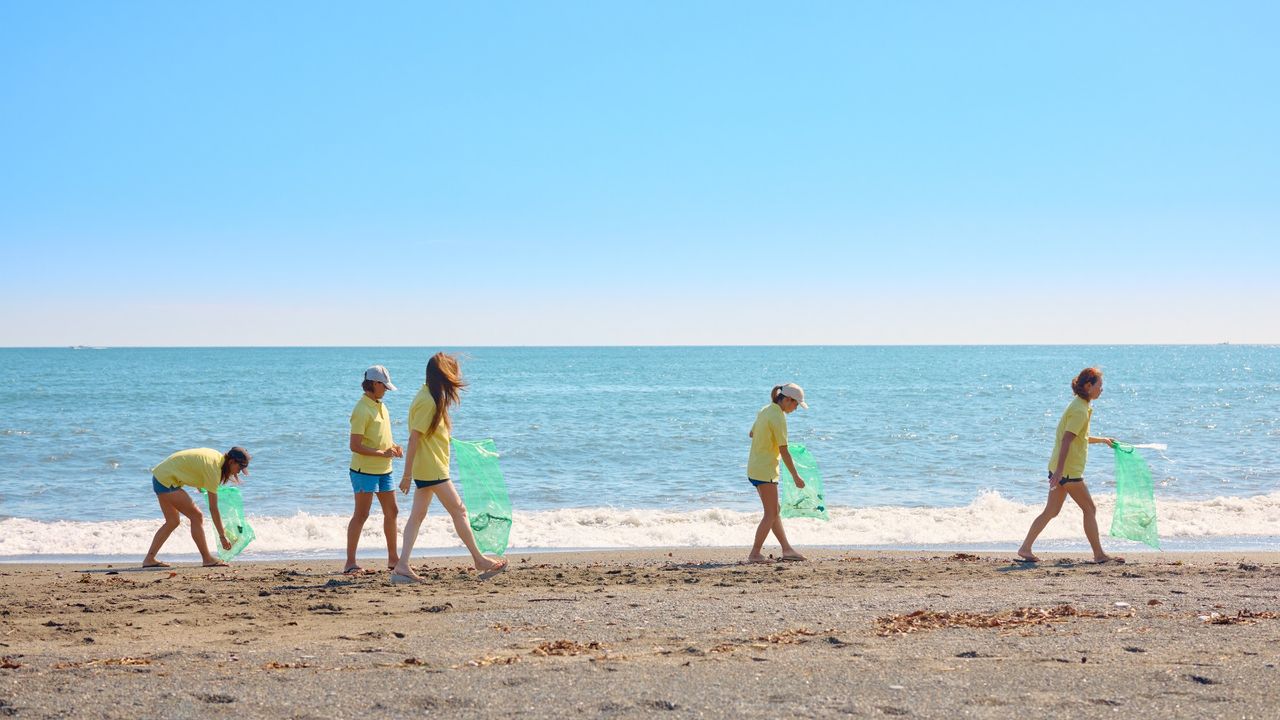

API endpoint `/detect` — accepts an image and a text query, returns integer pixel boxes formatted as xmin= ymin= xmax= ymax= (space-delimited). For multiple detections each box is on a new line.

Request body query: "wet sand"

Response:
xmin=1 ymin=549 xmax=1277 ymax=718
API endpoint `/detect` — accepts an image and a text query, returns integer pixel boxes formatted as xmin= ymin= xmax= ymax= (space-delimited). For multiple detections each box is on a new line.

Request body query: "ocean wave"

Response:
xmin=2 ymin=491 xmax=1277 ymax=558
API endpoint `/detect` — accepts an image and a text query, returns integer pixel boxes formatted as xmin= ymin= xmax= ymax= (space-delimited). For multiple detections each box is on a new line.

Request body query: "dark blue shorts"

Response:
xmin=414 ymin=478 xmax=450 ymax=489
xmin=152 ymin=477 xmax=182 ymax=494
xmin=749 ymin=478 xmax=777 ymax=488
xmin=350 ymin=469 xmax=394 ymax=494
xmin=1050 ymin=472 xmax=1083 ymax=486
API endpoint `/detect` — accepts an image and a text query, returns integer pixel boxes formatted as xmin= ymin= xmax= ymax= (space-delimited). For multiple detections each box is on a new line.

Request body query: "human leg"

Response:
xmin=431 ymin=481 xmax=506 ymax=573
xmin=143 ymin=490 xmax=183 ymax=567
xmin=1065 ymin=482 xmax=1123 ymax=563
xmin=167 ymin=489 xmax=224 ymax=566
xmin=345 ymin=491 xmax=374 ymax=572
xmin=1017 ymin=484 xmax=1068 ymax=562
xmin=392 ymin=486 xmax=435 ymax=581
xmin=374 ymin=490 xmax=400 ymax=569
xmin=749 ymin=482 xmax=780 ymax=563
xmin=770 ymin=514 xmax=806 ymax=560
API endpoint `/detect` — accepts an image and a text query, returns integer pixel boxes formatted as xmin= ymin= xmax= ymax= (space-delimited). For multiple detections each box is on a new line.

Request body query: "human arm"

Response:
xmin=771 ymin=410 xmax=801 ymax=487
xmin=206 ymin=491 xmax=232 ymax=550
xmin=399 ymin=429 xmax=421 ymax=494
xmin=1050 ymin=432 xmax=1074 ymax=488
xmin=779 ymin=445 xmax=804 ymax=488
xmin=1088 ymin=436 xmax=1117 ymax=448
xmin=349 ymin=434 xmax=402 ymax=458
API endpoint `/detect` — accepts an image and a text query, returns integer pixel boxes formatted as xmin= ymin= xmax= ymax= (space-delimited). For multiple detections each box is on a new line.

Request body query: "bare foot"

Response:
xmin=141 ymin=560 xmax=170 ymax=568
xmin=476 ymin=557 xmax=508 ymax=574
xmin=779 ymin=553 xmax=807 ymax=562
xmin=746 ymin=554 xmax=772 ymax=564
xmin=342 ymin=564 xmax=365 ymax=575
xmin=1093 ymin=554 xmax=1125 ymax=564
xmin=203 ymin=560 xmax=229 ymax=568
xmin=390 ymin=564 xmax=423 ymax=583
xmin=1016 ymin=550 xmax=1040 ymax=563
xmin=390 ymin=569 xmax=423 ymax=584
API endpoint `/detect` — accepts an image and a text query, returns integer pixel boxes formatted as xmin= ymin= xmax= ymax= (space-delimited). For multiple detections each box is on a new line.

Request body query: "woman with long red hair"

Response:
xmin=392 ymin=353 xmax=507 ymax=582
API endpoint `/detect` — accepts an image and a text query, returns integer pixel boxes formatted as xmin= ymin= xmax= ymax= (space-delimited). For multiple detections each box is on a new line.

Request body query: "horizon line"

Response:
xmin=1 ymin=342 xmax=1271 ymax=350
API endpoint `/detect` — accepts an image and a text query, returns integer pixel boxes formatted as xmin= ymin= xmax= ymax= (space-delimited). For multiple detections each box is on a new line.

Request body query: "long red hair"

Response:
xmin=425 ymin=352 xmax=465 ymax=436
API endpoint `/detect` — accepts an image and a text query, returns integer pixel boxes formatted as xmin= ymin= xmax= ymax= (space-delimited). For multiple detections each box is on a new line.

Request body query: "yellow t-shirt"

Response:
xmin=1048 ymin=396 xmax=1093 ymax=477
xmin=408 ymin=385 xmax=451 ymax=481
xmin=747 ymin=403 xmax=789 ymax=482
xmin=349 ymin=394 xmax=394 ymax=475
xmin=153 ymin=448 xmax=224 ymax=493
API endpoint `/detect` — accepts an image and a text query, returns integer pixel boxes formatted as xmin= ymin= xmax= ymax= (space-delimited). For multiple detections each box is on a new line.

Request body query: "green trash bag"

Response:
xmin=780 ymin=443 xmax=829 ymax=521
xmin=204 ymin=485 xmax=255 ymax=561
xmin=452 ymin=439 xmax=513 ymax=556
xmin=1109 ymin=442 xmax=1159 ymax=549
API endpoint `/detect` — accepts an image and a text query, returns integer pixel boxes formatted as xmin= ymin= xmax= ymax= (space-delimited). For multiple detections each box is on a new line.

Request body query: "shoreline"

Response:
xmin=4 ymin=547 xmax=1280 ymax=566
xmin=4 ymin=537 xmax=1280 ymax=565
xmin=2 ymin=549 xmax=1277 ymax=718
xmin=5 ymin=543 xmax=1280 ymax=566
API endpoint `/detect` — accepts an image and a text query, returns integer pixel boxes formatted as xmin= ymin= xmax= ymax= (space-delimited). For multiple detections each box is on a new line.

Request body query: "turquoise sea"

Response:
xmin=1 ymin=346 xmax=1276 ymax=559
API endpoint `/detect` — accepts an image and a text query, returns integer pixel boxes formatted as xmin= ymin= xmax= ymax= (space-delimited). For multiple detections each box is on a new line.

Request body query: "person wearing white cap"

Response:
xmin=746 ymin=383 xmax=808 ymax=563
xmin=344 ymin=365 xmax=404 ymax=574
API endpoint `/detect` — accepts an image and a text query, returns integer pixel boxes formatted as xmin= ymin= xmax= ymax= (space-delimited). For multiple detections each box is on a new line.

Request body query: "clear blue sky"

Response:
xmin=2 ymin=2 xmax=1277 ymax=345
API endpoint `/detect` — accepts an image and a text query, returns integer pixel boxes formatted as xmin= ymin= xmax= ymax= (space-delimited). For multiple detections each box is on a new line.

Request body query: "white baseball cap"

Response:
xmin=364 ymin=365 xmax=397 ymax=391
xmin=778 ymin=383 xmax=808 ymax=409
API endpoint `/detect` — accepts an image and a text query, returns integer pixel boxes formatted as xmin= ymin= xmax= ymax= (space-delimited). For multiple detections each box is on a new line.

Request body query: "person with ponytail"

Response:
xmin=392 ymin=353 xmax=507 ymax=582
xmin=143 ymin=446 xmax=251 ymax=568
xmin=746 ymin=383 xmax=808 ymax=564
xmin=1017 ymin=367 xmax=1123 ymax=564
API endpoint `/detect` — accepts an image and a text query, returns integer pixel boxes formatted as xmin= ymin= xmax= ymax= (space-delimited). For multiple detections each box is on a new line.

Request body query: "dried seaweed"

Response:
xmin=753 ymin=628 xmax=820 ymax=645
xmin=465 ymin=655 xmax=521 ymax=667
xmin=52 ymin=656 xmax=152 ymax=669
xmin=875 ymin=605 xmax=1121 ymax=636
xmin=531 ymin=640 xmax=605 ymax=656
xmin=1202 ymin=609 xmax=1280 ymax=625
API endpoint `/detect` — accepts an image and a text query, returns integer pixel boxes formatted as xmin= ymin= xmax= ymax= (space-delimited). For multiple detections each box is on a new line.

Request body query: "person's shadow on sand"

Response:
xmin=662 ymin=561 xmax=750 ymax=571
xmin=997 ymin=558 xmax=1088 ymax=573
xmin=80 ymin=566 xmax=175 ymax=574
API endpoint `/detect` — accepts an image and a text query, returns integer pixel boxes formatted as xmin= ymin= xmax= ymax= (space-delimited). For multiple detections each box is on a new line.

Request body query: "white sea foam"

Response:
xmin=2 ymin=491 xmax=1277 ymax=558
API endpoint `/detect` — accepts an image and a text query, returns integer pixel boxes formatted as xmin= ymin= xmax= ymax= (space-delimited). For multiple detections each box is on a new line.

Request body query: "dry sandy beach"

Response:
xmin=1 ymin=550 xmax=1277 ymax=719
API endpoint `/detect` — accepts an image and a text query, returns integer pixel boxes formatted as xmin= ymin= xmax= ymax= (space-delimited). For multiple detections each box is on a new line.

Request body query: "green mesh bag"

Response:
xmin=203 ymin=485 xmax=255 ymax=561
xmin=780 ymin=443 xmax=829 ymax=521
xmin=1109 ymin=442 xmax=1160 ymax=549
xmin=452 ymin=439 xmax=513 ymax=556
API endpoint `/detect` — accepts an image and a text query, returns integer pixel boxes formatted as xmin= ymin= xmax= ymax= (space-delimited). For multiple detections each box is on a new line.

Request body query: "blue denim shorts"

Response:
xmin=350 ymin=469 xmax=394 ymax=494
xmin=152 ymin=476 xmax=182 ymax=494
xmin=413 ymin=478 xmax=450 ymax=490
xmin=749 ymin=478 xmax=777 ymax=488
